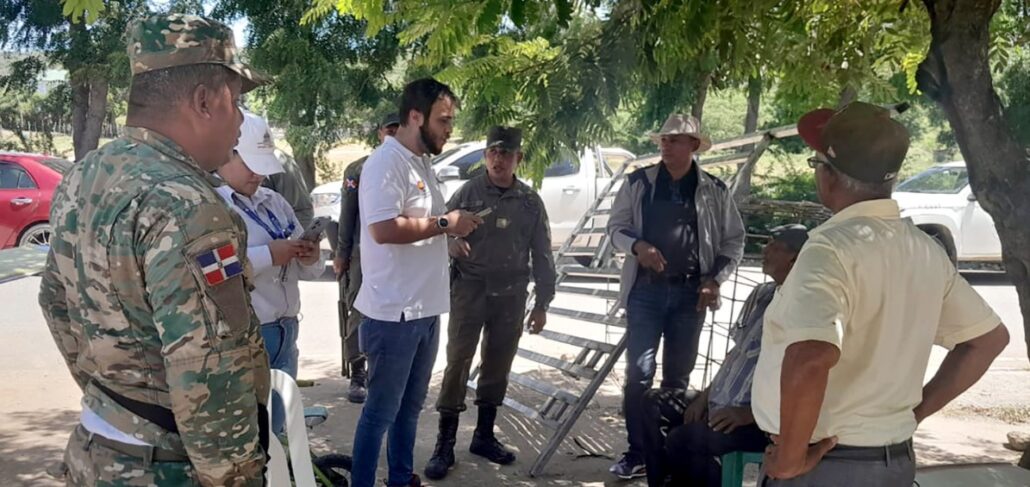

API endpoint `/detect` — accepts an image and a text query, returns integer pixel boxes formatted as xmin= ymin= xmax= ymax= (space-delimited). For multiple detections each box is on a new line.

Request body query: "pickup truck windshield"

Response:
xmin=897 ymin=166 xmax=968 ymax=194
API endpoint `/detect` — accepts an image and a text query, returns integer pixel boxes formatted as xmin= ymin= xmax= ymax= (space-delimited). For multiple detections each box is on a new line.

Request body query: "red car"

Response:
xmin=0 ymin=152 xmax=72 ymax=249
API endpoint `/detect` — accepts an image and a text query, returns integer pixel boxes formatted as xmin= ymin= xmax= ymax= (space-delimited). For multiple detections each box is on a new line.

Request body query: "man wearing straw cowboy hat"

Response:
xmin=607 ymin=113 xmax=746 ymax=479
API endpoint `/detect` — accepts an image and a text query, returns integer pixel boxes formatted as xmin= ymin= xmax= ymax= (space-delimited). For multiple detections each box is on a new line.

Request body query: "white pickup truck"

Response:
xmin=311 ymin=141 xmax=636 ymax=248
xmin=893 ymin=160 xmax=1002 ymax=263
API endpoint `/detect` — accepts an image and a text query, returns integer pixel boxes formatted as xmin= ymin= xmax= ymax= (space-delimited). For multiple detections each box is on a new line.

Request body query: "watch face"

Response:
xmin=438 ymin=217 xmax=448 ymax=228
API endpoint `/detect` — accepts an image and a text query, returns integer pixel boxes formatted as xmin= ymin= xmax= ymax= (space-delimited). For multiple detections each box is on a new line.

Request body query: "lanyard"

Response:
xmin=233 ymin=193 xmax=295 ymax=240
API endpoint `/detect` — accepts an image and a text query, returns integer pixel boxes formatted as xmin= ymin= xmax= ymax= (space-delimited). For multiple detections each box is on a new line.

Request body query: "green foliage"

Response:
xmin=218 ymin=0 xmax=402 ymax=182
xmin=998 ymin=46 xmax=1030 ymax=146
xmin=61 ymin=0 xmax=105 ymax=23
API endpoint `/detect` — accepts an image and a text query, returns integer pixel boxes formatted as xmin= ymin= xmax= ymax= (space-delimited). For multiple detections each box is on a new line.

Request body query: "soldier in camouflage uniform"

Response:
xmin=38 ymin=13 xmax=270 ymax=487
xmin=424 ymin=126 xmax=556 ymax=480
xmin=334 ymin=112 xmax=400 ymax=404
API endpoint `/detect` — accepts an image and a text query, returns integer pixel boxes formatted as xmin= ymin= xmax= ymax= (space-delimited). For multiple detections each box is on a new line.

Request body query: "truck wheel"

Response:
xmin=920 ymin=225 xmax=957 ymax=264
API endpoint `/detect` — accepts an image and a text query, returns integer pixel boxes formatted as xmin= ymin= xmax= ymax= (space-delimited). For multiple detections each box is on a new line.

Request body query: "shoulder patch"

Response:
xmin=345 ymin=176 xmax=359 ymax=192
xmin=195 ymin=243 xmax=244 ymax=286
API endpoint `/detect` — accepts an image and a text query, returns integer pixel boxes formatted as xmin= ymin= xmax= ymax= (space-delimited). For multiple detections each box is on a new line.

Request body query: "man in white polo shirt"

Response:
xmin=349 ymin=78 xmax=482 ymax=487
xmin=753 ymin=102 xmax=1010 ymax=486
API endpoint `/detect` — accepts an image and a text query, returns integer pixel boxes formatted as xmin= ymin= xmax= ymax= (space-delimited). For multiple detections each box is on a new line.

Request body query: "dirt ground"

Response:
xmin=0 ymin=269 xmax=1025 ymax=486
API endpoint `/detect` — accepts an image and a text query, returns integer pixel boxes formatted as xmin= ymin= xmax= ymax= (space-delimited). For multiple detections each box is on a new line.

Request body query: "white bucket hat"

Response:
xmin=235 ymin=111 xmax=284 ymax=176
xmin=649 ymin=114 xmax=712 ymax=153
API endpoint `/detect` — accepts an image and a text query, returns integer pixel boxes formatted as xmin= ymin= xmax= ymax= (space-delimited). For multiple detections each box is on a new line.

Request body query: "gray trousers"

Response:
xmin=760 ymin=441 xmax=915 ymax=487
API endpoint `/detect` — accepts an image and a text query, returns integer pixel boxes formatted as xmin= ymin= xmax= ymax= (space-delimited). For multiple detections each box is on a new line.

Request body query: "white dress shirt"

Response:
xmin=355 ymin=136 xmax=450 ymax=322
xmin=216 ymin=185 xmax=323 ymax=324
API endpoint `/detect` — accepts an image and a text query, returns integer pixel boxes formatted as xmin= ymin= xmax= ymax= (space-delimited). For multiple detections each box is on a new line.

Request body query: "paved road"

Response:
xmin=0 ymin=270 xmax=1024 ymax=485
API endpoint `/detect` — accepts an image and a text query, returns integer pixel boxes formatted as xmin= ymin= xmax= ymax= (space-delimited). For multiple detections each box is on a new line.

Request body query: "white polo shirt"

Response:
xmin=355 ymin=136 xmax=449 ymax=322
xmin=751 ymin=199 xmax=1001 ymax=446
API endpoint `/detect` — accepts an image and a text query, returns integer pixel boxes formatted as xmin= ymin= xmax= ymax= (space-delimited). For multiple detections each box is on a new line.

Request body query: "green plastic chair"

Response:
xmin=720 ymin=451 xmax=764 ymax=487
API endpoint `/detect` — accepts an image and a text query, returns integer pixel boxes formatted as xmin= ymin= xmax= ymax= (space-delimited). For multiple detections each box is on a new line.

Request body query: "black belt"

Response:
xmin=75 ymin=425 xmax=189 ymax=463
xmin=92 ymin=380 xmax=179 ymax=434
xmin=91 ymin=379 xmax=270 ymax=457
xmin=822 ymin=440 xmax=913 ymax=463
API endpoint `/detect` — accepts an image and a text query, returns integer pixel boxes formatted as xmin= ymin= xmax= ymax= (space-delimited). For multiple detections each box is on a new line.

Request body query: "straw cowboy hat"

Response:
xmin=649 ymin=114 xmax=713 ymax=153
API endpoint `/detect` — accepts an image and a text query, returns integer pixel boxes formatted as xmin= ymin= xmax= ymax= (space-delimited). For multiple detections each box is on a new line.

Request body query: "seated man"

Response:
xmin=641 ymin=224 xmax=808 ymax=487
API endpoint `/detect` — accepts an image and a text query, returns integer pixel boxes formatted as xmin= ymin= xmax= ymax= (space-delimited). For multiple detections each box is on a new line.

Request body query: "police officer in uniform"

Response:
xmin=334 ymin=112 xmax=400 ymax=403
xmin=39 ymin=13 xmax=270 ymax=486
xmin=424 ymin=126 xmax=556 ymax=480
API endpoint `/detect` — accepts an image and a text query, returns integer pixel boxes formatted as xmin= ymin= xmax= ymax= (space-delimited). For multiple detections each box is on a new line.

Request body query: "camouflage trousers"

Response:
xmin=339 ymin=251 xmax=364 ymax=377
xmin=63 ymin=425 xmax=199 ymax=486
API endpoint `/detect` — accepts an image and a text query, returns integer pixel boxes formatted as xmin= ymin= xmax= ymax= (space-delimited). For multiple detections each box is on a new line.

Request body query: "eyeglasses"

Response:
xmin=806 ymin=156 xmax=828 ymax=169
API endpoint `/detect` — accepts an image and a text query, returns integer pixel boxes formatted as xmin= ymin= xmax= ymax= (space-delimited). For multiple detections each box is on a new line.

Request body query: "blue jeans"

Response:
xmin=623 ymin=282 xmax=706 ymax=458
xmin=261 ymin=317 xmax=299 ymax=435
xmin=350 ymin=316 xmax=440 ymax=487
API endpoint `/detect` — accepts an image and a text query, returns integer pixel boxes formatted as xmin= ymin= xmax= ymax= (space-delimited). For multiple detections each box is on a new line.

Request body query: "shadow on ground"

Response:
xmin=299 ymin=363 xmax=643 ymax=486
xmin=0 ymin=408 xmax=77 ymax=487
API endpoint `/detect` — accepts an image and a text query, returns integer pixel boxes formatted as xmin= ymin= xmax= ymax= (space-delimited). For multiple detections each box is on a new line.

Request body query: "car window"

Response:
xmin=0 ymin=163 xmax=36 ymax=190
xmin=545 ymin=157 xmax=580 ymax=178
xmin=41 ymin=157 xmax=73 ymax=174
xmin=897 ymin=166 xmax=968 ymax=194
xmin=450 ymin=149 xmax=486 ymax=179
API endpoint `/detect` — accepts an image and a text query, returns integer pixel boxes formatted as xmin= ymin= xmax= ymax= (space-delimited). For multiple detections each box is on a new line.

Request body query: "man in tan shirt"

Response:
xmin=752 ymin=101 xmax=1010 ymax=486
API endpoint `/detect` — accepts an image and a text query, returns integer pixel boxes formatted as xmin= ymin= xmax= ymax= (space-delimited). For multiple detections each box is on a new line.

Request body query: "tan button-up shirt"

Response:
xmin=752 ymin=199 xmax=1001 ymax=446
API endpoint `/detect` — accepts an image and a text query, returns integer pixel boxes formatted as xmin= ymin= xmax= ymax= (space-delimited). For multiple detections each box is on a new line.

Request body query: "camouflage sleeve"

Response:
xmin=530 ymin=194 xmax=556 ymax=309
xmin=264 ymin=153 xmax=313 ymax=229
xmin=39 ymin=249 xmax=89 ymax=391
xmin=337 ymin=159 xmax=362 ymax=259
xmin=139 ymin=197 xmax=267 ymax=487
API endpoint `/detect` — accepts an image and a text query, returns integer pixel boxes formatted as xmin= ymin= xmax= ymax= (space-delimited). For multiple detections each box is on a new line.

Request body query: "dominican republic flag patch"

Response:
xmin=196 ymin=244 xmax=243 ymax=286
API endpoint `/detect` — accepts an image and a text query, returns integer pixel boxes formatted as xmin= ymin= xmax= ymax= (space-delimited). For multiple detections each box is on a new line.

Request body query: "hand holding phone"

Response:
xmin=301 ymin=217 xmax=330 ymax=242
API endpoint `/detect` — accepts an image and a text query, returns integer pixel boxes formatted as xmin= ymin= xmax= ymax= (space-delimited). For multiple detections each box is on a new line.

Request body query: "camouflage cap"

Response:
xmin=126 ymin=13 xmax=266 ymax=93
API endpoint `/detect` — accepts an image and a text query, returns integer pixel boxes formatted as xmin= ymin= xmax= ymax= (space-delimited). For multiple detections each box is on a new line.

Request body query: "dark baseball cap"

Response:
xmin=797 ymin=101 xmax=910 ymax=183
xmin=486 ymin=126 xmax=522 ymax=151
xmin=380 ymin=112 xmax=400 ymax=128
xmin=770 ymin=224 xmax=809 ymax=253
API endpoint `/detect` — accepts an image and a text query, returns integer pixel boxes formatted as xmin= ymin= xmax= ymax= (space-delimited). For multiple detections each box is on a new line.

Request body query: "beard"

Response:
xmin=419 ymin=121 xmax=444 ymax=155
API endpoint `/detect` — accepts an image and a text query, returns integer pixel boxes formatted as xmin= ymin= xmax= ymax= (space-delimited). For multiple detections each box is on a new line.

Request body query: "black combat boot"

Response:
xmin=423 ymin=413 xmax=459 ymax=480
xmin=346 ymin=357 xmax=367 ymax=404
xmin=469 ymin=405 xmax=516 ymax=465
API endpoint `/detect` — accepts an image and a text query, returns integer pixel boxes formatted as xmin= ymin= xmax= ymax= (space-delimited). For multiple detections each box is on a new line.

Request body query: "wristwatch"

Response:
xmin=436 ymin=216 xmax=449 ymax=230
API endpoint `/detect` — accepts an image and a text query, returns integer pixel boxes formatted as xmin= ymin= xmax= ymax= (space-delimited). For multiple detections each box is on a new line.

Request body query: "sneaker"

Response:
xmin=609 ymin=453 xmax=646 ymax=479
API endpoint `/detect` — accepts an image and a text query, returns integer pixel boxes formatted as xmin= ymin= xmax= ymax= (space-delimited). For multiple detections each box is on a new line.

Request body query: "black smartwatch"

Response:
xmin=436 ymin=216 xmax=449 ymax=230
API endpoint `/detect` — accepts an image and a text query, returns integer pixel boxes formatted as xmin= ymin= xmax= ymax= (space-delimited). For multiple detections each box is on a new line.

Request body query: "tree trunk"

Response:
xmin=691 ymin=71 xmax=712 ymax=122
xmin=744 ymin=75 xmax=761 ymax=134
xmin=70 ymin=73 xmax=108 ymax=161
xmin=294 ymin=151 xmax=317 ymax=191
xmin=917 ymin=0 xmax=1030 ymax=469
xmin=836 ymin=85 xmax=857 ymax=109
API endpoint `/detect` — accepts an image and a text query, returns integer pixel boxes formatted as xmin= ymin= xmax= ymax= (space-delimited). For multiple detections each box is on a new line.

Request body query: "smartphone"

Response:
xmin=476 ymin=208 xmax=493 ymax=218
xmin=300 ymin=217 xmax=330 ymax=242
